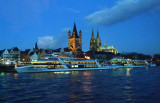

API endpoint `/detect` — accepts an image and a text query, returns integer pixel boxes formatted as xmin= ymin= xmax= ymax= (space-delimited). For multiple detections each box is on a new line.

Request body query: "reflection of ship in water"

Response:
xmin=82 ymin=72 xmax=92 ymax=93
xmin=14 ymin=73 xmax=18 ymax=79
xmin=126 ymin=68 xmax=132 ymax=76
xmin=67 ymin=71 xmax=93 ymax=101
xmin=1 ymin=72 xmax=19 ymax=79
xmin=27 ymin=72 xmax=71 ymax=80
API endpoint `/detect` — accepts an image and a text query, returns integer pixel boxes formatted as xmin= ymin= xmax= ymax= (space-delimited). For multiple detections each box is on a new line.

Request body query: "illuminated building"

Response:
xmin=1 ymin=47 xmax=20 ymax=65
xmin=68 ymin=23 xmax=82 ymax=55
xmin=90 ymin=29 xmax=101 ymax=52
xmin=100 ymin=39 xmax=118 ymax=54
xmin=96 ymin=29 xmax=101 ymax=51
xmin=90 ymin=29 xmax=118 ymax=54
xmin=90 ymin=29 xmax=96 ymax=51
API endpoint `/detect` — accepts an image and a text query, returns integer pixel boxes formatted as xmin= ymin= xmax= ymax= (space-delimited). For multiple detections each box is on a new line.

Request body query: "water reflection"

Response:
xmin=0 ymin=72 xmax=5 ymax=76
xmin=28 ymin=72 xmax=71 ymax=80
xmin=6 ymin=73 xmax=11 ymax=76
xmin=82 ymin=72 xmax=92 ymax=93
xmin=14 ymin=73 xmax=18 ymax=79
xmin=126 ymin=68 xmax=132 ymax=76
xmin=0 ymin=67 xmax=160 ymax=103
xmin=71 ymin=71 xmax=79 ymax=76
xmin=124 ymin=68 xmax=134 ymax=102
xmin=111 ymin=68 xmax=125 ymax=76
xmin=67 ymin=71 xmax=82 ymax=101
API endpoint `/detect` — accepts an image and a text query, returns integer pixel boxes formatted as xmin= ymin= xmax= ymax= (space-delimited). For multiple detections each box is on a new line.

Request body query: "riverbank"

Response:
xmin=0 ymin=65 xmax=16 ymax=72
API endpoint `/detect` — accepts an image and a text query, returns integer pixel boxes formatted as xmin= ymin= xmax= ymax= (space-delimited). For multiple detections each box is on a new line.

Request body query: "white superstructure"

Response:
xmin=15 ymin=55 xmax=122 ymax=73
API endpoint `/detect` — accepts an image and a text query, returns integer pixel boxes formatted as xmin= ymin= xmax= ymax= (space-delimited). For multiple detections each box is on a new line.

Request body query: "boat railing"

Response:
xmin=95 ymin=59 xmax=101 ymax=68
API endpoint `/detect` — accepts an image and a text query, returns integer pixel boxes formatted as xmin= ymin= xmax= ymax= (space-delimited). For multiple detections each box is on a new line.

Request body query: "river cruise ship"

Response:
xmin=107 ymin=57 xmax=156 ymax=67
xmin=15 ymin=55 xmax=122 ymax=73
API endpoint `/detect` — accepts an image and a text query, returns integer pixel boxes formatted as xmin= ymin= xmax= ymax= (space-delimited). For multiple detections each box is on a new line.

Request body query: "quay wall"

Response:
xmin=0 ymin=64 xmax=31 ymax=72
xmin=0 ymin=65 xmax=16 ymax=72
xmin=156 ymin=62 xmax=160 ymax=66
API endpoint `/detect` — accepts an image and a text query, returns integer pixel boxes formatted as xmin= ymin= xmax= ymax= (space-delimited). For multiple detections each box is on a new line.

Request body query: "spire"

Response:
xmin=97 ymin=29 xmax=99 ymax=39
xmin=72 ymin=22 xmax=78 ymax=38
xmin=35 ymin=42 xmax=39 ymax=50
xmin=92 ymin=28 xmax=94 ymax=37
xmin=90 ymin=28 xmax=96 ymax=52
xmin=104 ymin=38 xmax=107 ymax=47
xmin=79 ymin=30 xmax=82 ymax=38
xmin=96 ymin=29 xmax=101 ymax=48
xmin=73 ymin=22 xmax=77 ymax=32
xmin=68 ymin=30 xmax=71 ymax=38
xmin=79 ymin=30 xmax=82 ymax=33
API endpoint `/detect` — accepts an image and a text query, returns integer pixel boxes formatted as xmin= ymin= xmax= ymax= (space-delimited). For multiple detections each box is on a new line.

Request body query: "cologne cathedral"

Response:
xmin=90 ymin=29 xmax=101 ymax=52
xmin=68 ymin=23 xmax=82 ymax=55
xmin=90 ymin=29 xmax=118 ymax=54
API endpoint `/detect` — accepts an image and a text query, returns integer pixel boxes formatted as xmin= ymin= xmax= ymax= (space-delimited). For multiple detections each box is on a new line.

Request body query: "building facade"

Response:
xmin=68 ymin=23 xmax=82 ymax=55
xmin=38 ymin=49 xmax=46 ymax=59
xmin=100 ymin=39 xmax=118 ymax=54
xmin=90 ymin=29 xmax=96 ymax=51
xmin=20 ymin=49 xmax=32 ymax=64
xmin=90 ymin=29 xmax=118 ymax=54
xmin=30 ymin=52 xmax=38 ymax=62
xmin=96 ymin=30 xmax=101 ymax=51
xmin=90 ymin=29 xmax=101 ymax=52
xmin=1 ymin=47 xmax=20 ymax=65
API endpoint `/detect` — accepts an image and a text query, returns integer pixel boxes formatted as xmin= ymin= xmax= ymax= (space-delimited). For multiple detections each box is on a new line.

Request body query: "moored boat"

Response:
xmin=15 ymin=55 xmax=122 ymax=73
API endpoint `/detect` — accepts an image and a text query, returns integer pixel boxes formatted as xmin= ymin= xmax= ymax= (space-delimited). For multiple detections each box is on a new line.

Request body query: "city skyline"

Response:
xmin=0 ymin=0 xmax=160 ymax=55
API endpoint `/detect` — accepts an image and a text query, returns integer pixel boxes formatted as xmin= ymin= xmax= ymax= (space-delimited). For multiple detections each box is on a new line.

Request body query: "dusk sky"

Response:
xmin=0 ymin=0 xmax=160 ymax=55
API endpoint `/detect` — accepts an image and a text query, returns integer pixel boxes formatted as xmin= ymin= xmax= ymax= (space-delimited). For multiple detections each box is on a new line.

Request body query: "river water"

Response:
xmin=0 ymin=67 xmax=160 ymax=103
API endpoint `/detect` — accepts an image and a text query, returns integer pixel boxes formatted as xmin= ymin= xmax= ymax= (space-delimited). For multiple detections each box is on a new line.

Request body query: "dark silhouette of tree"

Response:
xmin=153 ymin=54 xmax=160 ymax=62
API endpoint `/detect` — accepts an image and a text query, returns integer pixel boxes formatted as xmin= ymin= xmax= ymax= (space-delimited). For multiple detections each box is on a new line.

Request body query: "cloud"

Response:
xmin=38 ymin=28 xmax=71 ymax=49
xmin=86 ymin=0 xmax=160 ymax=26
xmin=38 ymin=36 xmax=55 ymax=49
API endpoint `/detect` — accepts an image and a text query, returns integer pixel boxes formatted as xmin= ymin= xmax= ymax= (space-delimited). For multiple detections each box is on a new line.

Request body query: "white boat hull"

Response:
xmin=15 ymin=63 xmax=153 ymax=73
xmin=15 ymin=66 xmax=123 ymax=73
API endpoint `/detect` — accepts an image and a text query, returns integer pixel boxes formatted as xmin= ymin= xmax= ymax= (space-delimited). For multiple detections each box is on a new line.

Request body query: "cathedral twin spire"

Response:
xmin=91 ymin=29 xmax=100 ymax=40
xmin=90 ymin=29 xmax=101 ymax=51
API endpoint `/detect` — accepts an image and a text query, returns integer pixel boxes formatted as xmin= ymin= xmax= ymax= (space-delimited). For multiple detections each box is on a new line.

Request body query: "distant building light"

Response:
xmin=85 ymin=56 xmax=90 ymax=60
xmin=6 ymin=62 xmax=9 ymax=65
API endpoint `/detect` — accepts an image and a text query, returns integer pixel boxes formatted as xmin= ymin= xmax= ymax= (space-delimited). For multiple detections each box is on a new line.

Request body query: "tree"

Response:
xmin=153 ymin=54 xmax=160 ymax=61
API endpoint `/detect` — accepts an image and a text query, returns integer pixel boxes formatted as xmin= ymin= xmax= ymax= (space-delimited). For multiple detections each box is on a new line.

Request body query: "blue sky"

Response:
xmin=0 ymin=0 xmax=160 ymax=55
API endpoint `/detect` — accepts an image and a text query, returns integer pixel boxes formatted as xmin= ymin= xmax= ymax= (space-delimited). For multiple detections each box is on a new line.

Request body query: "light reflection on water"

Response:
xmin=82 ymin=72 xmax=92 ymax=93
xmin=0 ymin=67 xmax=160 ymax=103
xmin=126 ymin=68 xmax=132 ymax=76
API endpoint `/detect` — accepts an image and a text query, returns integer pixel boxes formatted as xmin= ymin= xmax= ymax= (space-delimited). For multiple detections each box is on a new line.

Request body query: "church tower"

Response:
xmin=96 ymin=29 xmax=101 ymax=51
xmin=90 ymin=29 xmax=96 ymax=51
xmin=104 ymin=38 xmax=107 ymax=47
xmin=33 ymin=42 xmax=39 ymax=51
xmin=68 ymin=22 xmax=82 ymax=54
